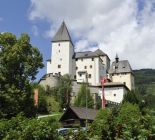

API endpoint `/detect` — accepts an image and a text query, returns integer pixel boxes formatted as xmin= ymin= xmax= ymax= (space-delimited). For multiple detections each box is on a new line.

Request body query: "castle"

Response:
xmin=39 ymin=21 xmax=135 ymax=104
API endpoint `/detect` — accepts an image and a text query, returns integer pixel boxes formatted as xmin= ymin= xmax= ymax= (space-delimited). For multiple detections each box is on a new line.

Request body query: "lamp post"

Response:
xmin=80 ymin=71 xmax=89 ymax=128
xmin=85 ymin=72 xmax=88 ymax=129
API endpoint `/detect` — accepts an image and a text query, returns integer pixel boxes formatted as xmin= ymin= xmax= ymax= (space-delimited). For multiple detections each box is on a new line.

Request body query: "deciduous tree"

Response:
xmin=0 ymin=33 xmax=44 ymax=118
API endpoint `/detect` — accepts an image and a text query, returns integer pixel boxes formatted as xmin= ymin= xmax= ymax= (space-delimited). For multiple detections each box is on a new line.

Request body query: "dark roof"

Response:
xmin=109 ymin=60 xmax=133 ymax=74
xmin=104 ymin=82 xmax=129 ymax=90
xmin=60 ymin=106 xmax=98 ymax=121
xmin=75 ymin=51 xmax=96 ymax=58
xmin=94 ymin=49 xmax=107 ymax=56
xmin=52 ymin=21 xmax=72 ymax=43
xmin=75 ymin=49 xmax=107 ymax=59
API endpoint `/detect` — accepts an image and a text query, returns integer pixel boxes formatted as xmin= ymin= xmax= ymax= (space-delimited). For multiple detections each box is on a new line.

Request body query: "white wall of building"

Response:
xmin=111 ymin=73 xmax=134 ymax=90
xmin=47 ymin=60 xmax=52 ymax=74
xmin=99 ymin=86 xmax=127 ymax=103
xmin=47 ymin=41 xmax=74 ymax=77
xmin=75 ymin=57 xmax=106 ymax=85
xmin=100 ymin=56 xmax=110 ymax=72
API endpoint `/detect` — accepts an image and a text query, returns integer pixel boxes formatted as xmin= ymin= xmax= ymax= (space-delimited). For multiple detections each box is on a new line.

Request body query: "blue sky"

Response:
xmin=0 ymin=0 xmax=155 ymax=81
xmin=0 ymin=0 xmax=51 ymax=81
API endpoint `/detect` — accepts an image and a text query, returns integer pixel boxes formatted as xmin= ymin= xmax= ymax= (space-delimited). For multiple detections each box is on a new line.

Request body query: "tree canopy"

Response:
xmin=74 ymin=83 xmax=94 ymax=108
xmin=56 ymin=74 xmax=72 ymax=109
xmin=0 ymin=33 xmax=44 ymax=118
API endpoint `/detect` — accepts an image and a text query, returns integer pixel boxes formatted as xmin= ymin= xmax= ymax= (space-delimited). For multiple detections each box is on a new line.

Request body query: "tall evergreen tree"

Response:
xmin=56 ymin=74 xmax=72 ymax=109
xmin=74 ymin=83 xmax=94 ymax=108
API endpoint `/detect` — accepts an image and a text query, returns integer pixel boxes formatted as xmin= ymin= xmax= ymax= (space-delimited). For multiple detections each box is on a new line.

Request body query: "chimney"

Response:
xmin=115 ymin=54 xmax=119 ymax=63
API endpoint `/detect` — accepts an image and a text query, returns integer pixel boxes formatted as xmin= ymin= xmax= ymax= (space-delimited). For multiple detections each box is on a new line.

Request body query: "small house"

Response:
xmin=59 ymin=106 xmax=98 ymax=127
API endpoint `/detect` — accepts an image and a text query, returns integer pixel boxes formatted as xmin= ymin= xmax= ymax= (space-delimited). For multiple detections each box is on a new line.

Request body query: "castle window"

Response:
xmin=84 ymin=66 xmax=87 ymax=69
xmin=58 ymin=72 xmax=61 ymax=75
xmin=76 ymin=58 xmax=78 ymax=61
xmin=60 ymin=58 xmax=62 ymax=61
xmin=90 ymin=65 xmax=92 ymax=68
xmin=58 ymin=65 xmax=61 ymax=68
xmin=123 ymin=82 xmax=126 ymax=85
xmin=114 ymin=94 xmax=116 ymax=96
xmin=92 ymin=58 xmax=94 ymax=61
xmin=59 ymin=50 xmax=60 ymax=53
xmin=79 ymin=74 xmax=82 ymax=77
xmin=74 ymin=75 xmax=76 ymax=79
xmin=88 ymin=74 xmax=91 ymax=78
xmin=58 ymin=43 xmax=60 ymax=46
xmin=76 ymin=67 xmax=78 ymax=70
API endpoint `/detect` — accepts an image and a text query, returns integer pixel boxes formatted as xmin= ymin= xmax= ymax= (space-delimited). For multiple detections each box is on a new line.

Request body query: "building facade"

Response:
xmin=47 ymin=21 xmax=110 ymax=86
xmin=108 ymin=55 xmax=135 ymax=90
xmin=39 ymin=21 xmax=135 ymax=104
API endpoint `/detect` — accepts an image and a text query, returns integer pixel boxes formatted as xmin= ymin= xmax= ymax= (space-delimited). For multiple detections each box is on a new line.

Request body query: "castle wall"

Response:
xmin=39 ymin=73 xmax=60 ymax=89
xmin=99 ymin=86 xmax=127 ymax=103
xmin=111 ymin=73 xmax=134 ymax=90
xmin=48 ymin=42 xmax=74 ymax=76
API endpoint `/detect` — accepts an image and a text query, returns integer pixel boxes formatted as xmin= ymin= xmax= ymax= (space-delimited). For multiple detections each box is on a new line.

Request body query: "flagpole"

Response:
xmin=101 ymin=77 xmax=106 ymax=109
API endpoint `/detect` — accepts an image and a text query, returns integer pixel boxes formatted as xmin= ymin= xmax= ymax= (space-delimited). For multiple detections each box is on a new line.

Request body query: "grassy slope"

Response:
xmin=134 ymin=69 xmax=155 ymax=95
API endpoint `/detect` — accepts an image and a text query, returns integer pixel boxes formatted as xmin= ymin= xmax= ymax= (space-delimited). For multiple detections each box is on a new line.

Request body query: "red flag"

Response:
xmin=34 ymin=89 xmax=39 ymax=106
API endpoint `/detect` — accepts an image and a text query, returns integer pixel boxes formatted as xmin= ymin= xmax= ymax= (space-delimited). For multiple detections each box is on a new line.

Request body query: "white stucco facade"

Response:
xmin=44 ymin=21 xmax=135 ymax=105
xmin=99 ymin=86 xmax=128 ymax=103
xmin=111 ymin=73 xmax=135 ymax=90
xmin=75 ymin=57 xmax=106 ymax=85
xmin=47 ymin=41 xmax=74 ymax=78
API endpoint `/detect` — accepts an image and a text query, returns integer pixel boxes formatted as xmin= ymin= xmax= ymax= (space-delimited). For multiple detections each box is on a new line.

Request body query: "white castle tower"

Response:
xmin=47 ymin=22 xmax=75 ymax=78
xmin=108 ymin=54 xmax=135 ymax=90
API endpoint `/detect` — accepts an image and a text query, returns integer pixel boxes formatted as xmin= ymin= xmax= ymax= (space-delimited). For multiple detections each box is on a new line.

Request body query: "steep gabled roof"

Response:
xmin=71 ymin=107 xmax=98 ymax=120
xmin=60 ymin=106 xmax=98 ymax=121
xmin=109 ymin=60 xmax=133 ymax=74
xmin=52 ymin=21 xmax=72 ymax=42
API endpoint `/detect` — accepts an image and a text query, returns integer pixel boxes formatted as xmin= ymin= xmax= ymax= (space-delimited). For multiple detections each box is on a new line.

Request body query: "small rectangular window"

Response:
xmin=76 ymin=67 xmax=78 ymax=70
xmin=58 ymin=65 xmax=61 ymax=68
xmin=74 ymin=75 xmax=76 ymax=79
xmin=58 ymin=72 xmax=61 ymax=75
xmin=79 ymin=74 xmax=82 ymax=77
xmin=88 ymin=74 xmax=91 ymax=78
xmin=92 ymin=58 xmax=94 ymax=61
xmin=76 ymin=58 xmax=78 ymax=61
xmin=90 ymin=65 xmax=92 ymax=68
xmin=84 ymin=66 xmax=87 ymax=69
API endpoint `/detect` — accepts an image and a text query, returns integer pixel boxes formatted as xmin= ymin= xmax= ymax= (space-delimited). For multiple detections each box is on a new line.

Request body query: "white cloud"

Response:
xmin=29 ymin=0 xmax=155 ymax=69
xmin=32 ymin=25 xmax=39 ymax=36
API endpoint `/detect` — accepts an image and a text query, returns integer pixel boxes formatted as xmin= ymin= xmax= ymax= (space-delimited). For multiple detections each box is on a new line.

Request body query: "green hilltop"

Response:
xmin=134 ymin=69 xmax=155 ymax=95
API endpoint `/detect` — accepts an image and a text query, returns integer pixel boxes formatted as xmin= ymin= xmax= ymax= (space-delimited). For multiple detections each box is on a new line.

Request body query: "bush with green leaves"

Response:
xmin=0 ymin=114 xmax=60 ymax=140
xmin=32 ymin=84 xmax=61 ymax=114
xmin=115 ymin=103 xmax=153 ymax=139
xmin=89 ymin=103 xmax=154 ymax=139
xmin=90 ymin=108 xmax=116 ymax=139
